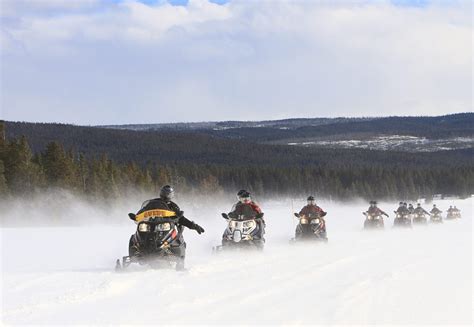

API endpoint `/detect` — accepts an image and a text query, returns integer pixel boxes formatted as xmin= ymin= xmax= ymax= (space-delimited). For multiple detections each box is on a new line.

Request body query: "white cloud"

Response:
xmin=0 ymin=0 xmax=472 ymax=124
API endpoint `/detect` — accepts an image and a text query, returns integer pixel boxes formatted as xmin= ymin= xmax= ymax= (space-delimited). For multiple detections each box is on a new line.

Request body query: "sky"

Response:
xmin=0 ymin=0 xmax=472 ymax=125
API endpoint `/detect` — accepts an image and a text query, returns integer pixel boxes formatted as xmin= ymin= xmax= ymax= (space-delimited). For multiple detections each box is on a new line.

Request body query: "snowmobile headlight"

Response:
xmin=243 ymin=220 xmax=256 ymax=229
xmin=311 ymin=218 xmax=320 ymax=224
xmin=300 ymin=218 xmax=309 ymax=224
xmin=155 ymin=223 xmax=171 ymax=232
xmin=229 ymin=220 xmax=238 ymax=228
xmin=138 ymin=223 xmax=151 ymax=232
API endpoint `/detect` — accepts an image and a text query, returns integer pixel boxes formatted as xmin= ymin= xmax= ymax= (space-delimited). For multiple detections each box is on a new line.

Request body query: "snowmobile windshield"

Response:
xmin=135 ymin=209 xmax=177 ymax=222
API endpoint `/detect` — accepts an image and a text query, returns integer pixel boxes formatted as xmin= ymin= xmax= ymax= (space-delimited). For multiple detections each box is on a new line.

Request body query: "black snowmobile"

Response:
xmin=115 ymin=209 xmax=186 ymax=271
xmin=430 ymin=212 xmax=443 ymax=224
xmin=363 ymin=212 xmax=385 ymax=229
xmin=291 ymin=212 xmax=328 ymax=242
xmin=393 ymin=211 xmax=412 ymax=228
xmin=412 ymin=212 xmax=428 ymax=225
xmin=214 ymin=212 xmax=265 ymax=251
xmin=446 ymin=210 xmax=461 ymax=220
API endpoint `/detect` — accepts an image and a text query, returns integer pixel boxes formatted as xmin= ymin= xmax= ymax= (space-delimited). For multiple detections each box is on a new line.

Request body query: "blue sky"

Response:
xmin=1 ymin=0 xmax=471 ymax=124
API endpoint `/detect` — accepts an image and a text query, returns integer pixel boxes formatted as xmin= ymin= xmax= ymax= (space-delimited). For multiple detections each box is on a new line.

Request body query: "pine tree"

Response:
xmin=42 ymin=142 xmax=78 ymax=190
xmin=4 ymin=136 xmax=42 ymax=193
xmin=0 ymin=160 xmax=9 ymax=195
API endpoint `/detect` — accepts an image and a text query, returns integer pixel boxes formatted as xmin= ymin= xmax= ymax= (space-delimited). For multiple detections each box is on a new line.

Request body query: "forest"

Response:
xmin=1 ymin=120 xmax=473 ymax=201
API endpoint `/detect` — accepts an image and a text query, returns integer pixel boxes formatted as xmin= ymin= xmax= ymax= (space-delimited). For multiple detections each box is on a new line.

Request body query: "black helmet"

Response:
xmin=417 ymin=203 xmax=421 ymax=207
xmin=307 ymin=196 xmax=315 ymax=201
xmin=238 ymin=191 xmax=251 ymax=202
xmin=160 ymin=185 xmax=174 ymax=201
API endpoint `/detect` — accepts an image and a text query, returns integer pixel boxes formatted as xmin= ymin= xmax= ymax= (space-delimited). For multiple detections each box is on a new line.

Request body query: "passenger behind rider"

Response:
xmin=395 ymin=202 xmax=410 ymax=215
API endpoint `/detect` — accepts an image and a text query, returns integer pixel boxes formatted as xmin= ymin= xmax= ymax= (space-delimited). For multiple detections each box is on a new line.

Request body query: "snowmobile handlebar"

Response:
xmin=222 ymin=212 xmax=264 ymax=220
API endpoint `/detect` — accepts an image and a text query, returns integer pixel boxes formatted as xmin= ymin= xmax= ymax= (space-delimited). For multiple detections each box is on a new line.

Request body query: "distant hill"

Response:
xmin=101 ymin=113 xmax=473 ymax=139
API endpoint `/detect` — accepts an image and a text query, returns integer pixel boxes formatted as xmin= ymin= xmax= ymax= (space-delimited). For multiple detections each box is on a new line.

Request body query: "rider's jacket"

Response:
xmin=430 ymin=207 xmax=442 ymax=215
xmin=367 ymin=206 xmax=387 ymax=216
xmin=414 ymin=207 xmax=429 ymax=215
xmin=229 ymin=201 xmax=262 ymax=219
xmin=396 ymin=206 xmax=410 ymax=215
xmin=299 ymin=205 xmax=326 ymax=217
xmin=137 ymin=198 xmax=195 ymax=229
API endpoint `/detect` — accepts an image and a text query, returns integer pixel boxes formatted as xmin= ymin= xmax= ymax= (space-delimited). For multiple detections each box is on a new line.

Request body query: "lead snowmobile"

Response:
xmin=291 ymin=212 xmax=328 ymax=242
xmin=363 ymin=212 xmax=385 ymax=229
xmin=393 ymin=211 xmax=412 ymax=228
xmin=115 ymin=210 xmax=186 ymax=271
xmin=214 ymin=212 xmax=265 ymax=251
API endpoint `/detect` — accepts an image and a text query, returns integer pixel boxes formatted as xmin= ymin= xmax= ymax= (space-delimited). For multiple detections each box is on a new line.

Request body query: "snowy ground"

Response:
xmin=1 ymin=197 xmax=472 ymax=325
xmin=288 ymin=135 xmax=474 ymax=152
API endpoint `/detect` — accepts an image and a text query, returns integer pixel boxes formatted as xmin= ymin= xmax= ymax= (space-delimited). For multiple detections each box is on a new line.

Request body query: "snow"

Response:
xmin=1 ymin=198 xmax=472 ymax=325
xmin=288 ymin=135 xmax=474 ymax=152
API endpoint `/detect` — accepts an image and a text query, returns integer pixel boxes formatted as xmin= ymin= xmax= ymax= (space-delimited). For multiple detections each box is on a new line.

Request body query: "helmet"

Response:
xmin=160 ymin=185 xmax=175 ymax=201
xmin=417 ymin=203 xmax=421 ymax=207
xmin=449 ymin=206 xmax=452 ymax=208
xmin=238 ymin=191 xmax=251 ymax=203
xmin=433 ymin=204 xmax=437 ymax=207
xmin=399 ymin=202 xmax=403 ymax=206
xmin=403 ymin=202 xmax=407 ymax=206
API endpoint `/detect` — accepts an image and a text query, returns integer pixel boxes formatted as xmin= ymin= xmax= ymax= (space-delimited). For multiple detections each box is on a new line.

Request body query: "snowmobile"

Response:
xmin=115 ymin=210 xmax=186 ymax=271
xmin=446 ymin=211 xmax=461 ymax=220
xmin=291 ymin=212 xmax=328 ymax=242
xmin=430 ymin=212 xmax=443 ymax=224
xmin=363 ymin=212 xmax=384 ymax=229
xmin=213 ymin=212 xmax=265 ymax=252
xmin=393 ymin=211 xmax=412 ymax=228
xmin=412 ymin=212 xmax=428 ymax=225
xmin=446 ymin=212 xmax=456 ymax=220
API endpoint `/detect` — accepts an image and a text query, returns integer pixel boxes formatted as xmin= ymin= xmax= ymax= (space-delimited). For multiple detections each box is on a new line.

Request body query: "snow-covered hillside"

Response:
xmin=288 ymin=136 xmax=474 ymax=152
xmin=1 ymin=198 xmax=472 ymax=325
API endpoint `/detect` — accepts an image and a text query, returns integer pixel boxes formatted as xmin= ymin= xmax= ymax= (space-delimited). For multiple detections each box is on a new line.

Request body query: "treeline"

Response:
xmin=1 ymin=121 xmax=473 ymax=201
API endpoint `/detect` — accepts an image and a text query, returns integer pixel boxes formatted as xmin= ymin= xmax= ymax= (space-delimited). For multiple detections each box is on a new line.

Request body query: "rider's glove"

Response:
xmin=193 ymin=223 xmax=205 ymax=234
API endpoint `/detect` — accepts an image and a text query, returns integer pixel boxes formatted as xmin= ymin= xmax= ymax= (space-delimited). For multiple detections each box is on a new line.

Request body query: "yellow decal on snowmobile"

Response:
xmin=135 ymin=209 xmax=176 ymax=222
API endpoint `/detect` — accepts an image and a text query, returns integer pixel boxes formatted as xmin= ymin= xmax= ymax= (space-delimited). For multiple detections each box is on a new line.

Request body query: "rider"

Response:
xmin=298 ymin=196 xmax=327 ymax=237
xmin=134 ymin=185 xmax=205 ymax=267
xmin=299 ymin=196 xmax=327 ymax=218
xmin=414 ymin=203 xmax=430 ymax=215
xmin=447 ymin=206 xmax=454 ymax=214
xmin=395 ymin=202 xmax=410 ymax=215
xmin=408 ymin=203 xmax=414 ymax=214
xmin=367 ymin=201 xmax=389 ymax=217
xmin=228 ymin=190 xmax=265 ymax=234
xmin=430 ymin=204 xmax=442 ymax=215
xmin=229 ymin=190 xmax=263 ymax=219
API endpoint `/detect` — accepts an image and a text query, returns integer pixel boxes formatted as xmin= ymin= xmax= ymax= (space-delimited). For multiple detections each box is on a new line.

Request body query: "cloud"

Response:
xmin=0 ymin=0 xmax=472 ymax=124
